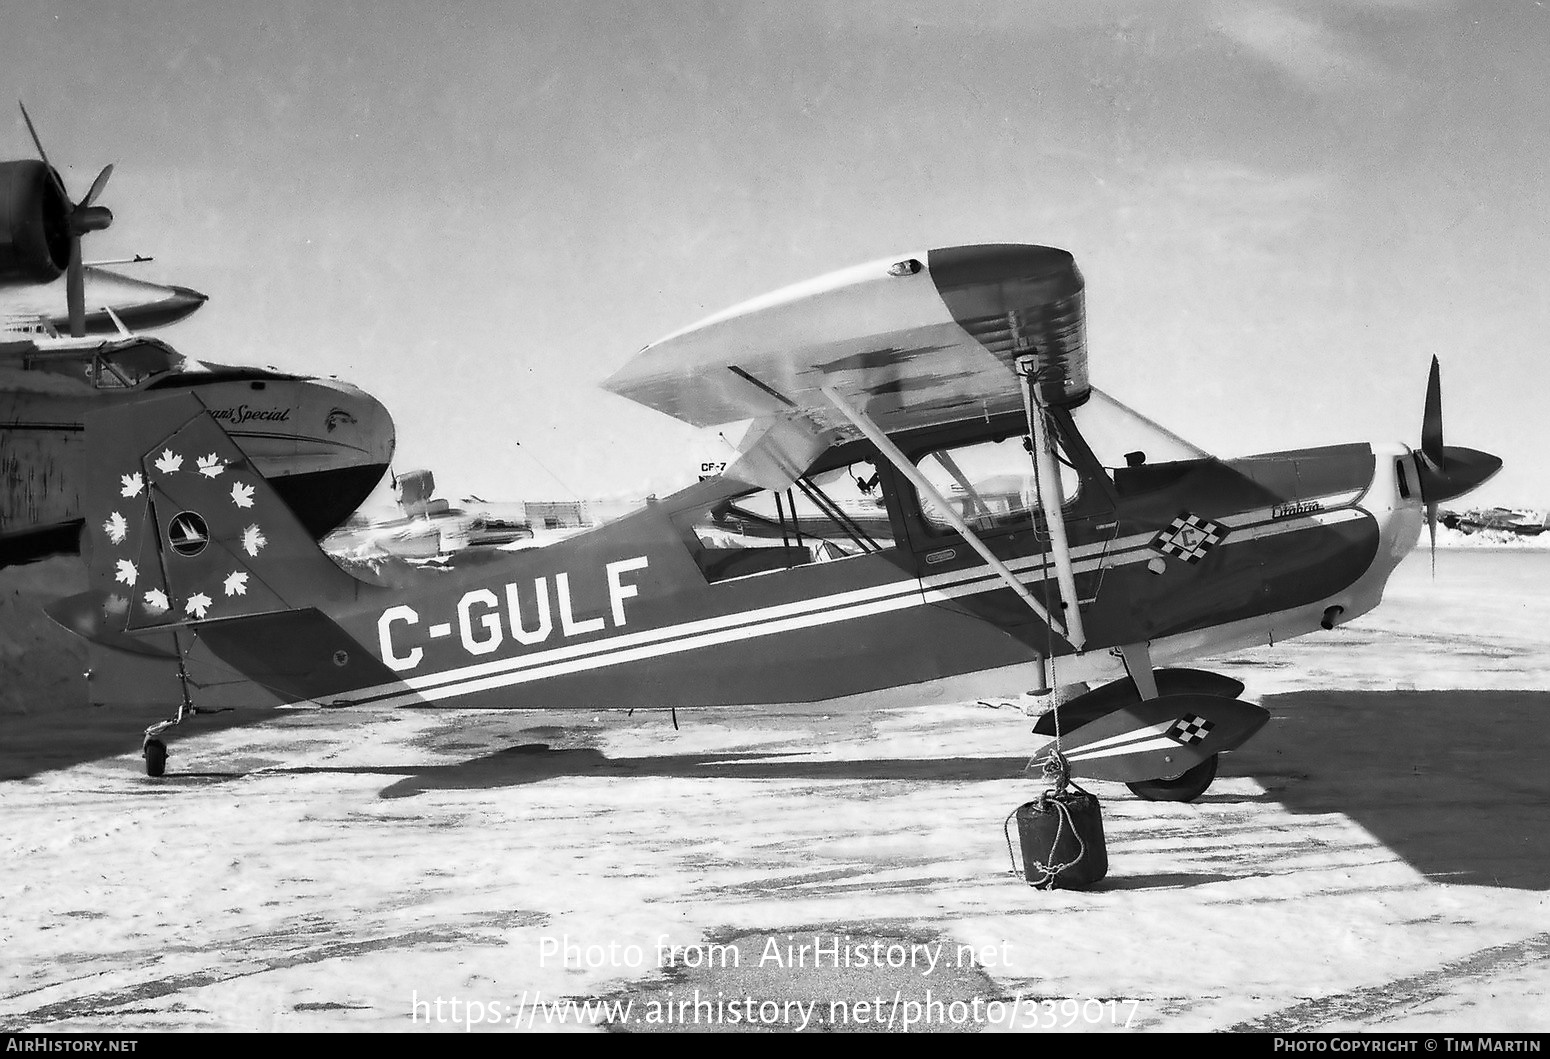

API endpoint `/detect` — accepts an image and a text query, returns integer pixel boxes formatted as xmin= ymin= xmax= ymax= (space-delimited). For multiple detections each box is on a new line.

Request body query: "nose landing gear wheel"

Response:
xmin=1126 ymin=753 xmax=1218 ymax=802
xmin=143 ymin=738 xmax=168 ymax=778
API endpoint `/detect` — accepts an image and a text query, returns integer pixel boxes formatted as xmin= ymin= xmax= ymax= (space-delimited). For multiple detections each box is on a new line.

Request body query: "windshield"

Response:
xmin=1070 ymin=388 xmax=1209 ymax=469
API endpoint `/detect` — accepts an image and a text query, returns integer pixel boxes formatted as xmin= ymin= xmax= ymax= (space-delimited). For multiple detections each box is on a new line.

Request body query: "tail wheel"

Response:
xmin=143 ymin=739 xmax=167 ymax=778
xmin=1126 ymin=753 xmax=1217 ymax=802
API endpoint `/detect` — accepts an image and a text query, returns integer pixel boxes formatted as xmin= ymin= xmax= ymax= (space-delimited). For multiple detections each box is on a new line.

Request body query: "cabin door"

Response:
xmin=895 ymin=426 xmax=1120 ymax=650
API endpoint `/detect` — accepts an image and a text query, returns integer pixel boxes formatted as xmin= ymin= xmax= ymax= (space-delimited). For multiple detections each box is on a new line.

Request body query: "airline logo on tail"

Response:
xmin=94 ymin=412 xmax=290 ymax=629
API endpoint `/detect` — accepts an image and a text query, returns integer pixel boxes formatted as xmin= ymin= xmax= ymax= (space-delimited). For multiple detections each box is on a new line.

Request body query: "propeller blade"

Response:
xmin=1415 ymin=445 xmax=1503 ymax=506
xmin=80 ymin=163 xmax=114 ymax=208
xmin=1427 ymin=501 xmax=1438 ymax=576
xmin=18 ymin=101 xmax=70 ymax=205
xmin=67 ymin=237 xmax=85 ymax=338
xmin=18 ymin=100 xmax=51 ymax=169
xmin=1421 ymin=355 xmax=1444 ymax=465
xmin=1413 ymin=356 xmax=1502 ymax=573
xmin=1416 ymin=356 xmax=1500 ymax=506
xmin=70 ymin=204 xmax=113 ymax=234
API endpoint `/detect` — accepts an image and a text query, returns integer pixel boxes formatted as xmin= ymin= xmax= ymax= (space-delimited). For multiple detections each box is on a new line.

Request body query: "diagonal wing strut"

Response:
xmin=818 ymin=384 xmax=1074 ymax=650
xmin=1015 ymin=354 xmax=1087 ymax=650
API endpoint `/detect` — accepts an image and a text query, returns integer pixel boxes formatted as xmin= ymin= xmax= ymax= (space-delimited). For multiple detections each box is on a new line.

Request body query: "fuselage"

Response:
xmin=216 ymin=414 xmax=1429 ymax=713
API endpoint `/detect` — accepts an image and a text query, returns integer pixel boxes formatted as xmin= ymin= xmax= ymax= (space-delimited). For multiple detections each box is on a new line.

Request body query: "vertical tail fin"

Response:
xmin=83 ymin=391 xmax=371 ymax=633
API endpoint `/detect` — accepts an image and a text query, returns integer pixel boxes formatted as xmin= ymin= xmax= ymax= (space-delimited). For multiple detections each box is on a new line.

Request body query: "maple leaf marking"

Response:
xmin=120 ymin=473 xmax=144 ymax=499
xmin=196 ymin=453 xmax=226 ymax=478
xmin=143 ymin=588 xmax=170 ymax=614
xmin=114 ymin=559 xmax=138 ymax=587
xmin=242 ymin=524 xmax=267 ymax=557
xmin=185 ymin=593 xmax=213 ymax=619
xmin=230 ymin=481 xmax=256 ymax=509
xmin=154 ymin=449 xmax=183 ymax=475
xmin=103 ymin=511 xmax=128 ymax=545
xmin=223 ymin=571 xmax=249 ymax=597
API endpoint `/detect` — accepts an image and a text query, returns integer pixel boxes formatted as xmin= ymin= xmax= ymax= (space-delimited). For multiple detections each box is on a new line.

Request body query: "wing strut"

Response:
xmin=818 ymin=384 xmax=1072 ymax=647
xmin=1016 ymin=356 xmax=1087 ymax=651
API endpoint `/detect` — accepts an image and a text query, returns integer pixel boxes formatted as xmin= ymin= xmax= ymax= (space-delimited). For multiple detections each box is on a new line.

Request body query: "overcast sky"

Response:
xmin=4 ymin=1 xmax=1545 ymax=508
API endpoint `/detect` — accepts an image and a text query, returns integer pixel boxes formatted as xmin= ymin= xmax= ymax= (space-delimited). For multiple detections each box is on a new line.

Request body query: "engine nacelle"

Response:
xmin=0 ymin=159 xmax=71 ymax=283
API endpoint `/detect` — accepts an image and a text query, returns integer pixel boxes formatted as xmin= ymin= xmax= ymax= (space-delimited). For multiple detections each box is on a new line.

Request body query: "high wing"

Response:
xmin=603 ymin=244 xmax=1089 ymax=486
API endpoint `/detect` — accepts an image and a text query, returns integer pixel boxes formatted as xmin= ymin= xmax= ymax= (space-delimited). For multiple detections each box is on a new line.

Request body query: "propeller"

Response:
xmin=19 ymin=102 xmax=115 ymax=337
xmin=1414 ymin=355 xmax=1502 ymax=569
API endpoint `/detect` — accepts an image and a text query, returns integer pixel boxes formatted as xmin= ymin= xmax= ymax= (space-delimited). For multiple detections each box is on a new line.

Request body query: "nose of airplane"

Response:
xmin=1415 ymin=356 xmax=1502 ymax=505
xmin=1415 ymin=445 xmax=1502 ymax=505
xmin=316 ymin=378 xmax=396 ymax=466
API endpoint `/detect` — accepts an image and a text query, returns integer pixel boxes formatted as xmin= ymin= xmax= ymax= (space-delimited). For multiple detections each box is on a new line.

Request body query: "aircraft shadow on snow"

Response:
xmin=281 ymin=746 xmax=1037 ymax=797
xmin=5 ymin=689 xmax=1545 ymax=891
xmin=0 ymin=702 xmax=269 ymax=782
xmin=1227 ymin=689 xmax=1550 ymax=891
xmin=300 ymin=687 xmax=1548 ymax=892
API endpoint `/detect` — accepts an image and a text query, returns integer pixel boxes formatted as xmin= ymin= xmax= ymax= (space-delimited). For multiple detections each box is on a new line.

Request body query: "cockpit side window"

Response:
xmin=90 ymin=355 xmax=139 ymax=389
xmin=681 ymin=459 xmax=895 ymax=583
xmin=913 ymin=433 xmax=1084 ymax=534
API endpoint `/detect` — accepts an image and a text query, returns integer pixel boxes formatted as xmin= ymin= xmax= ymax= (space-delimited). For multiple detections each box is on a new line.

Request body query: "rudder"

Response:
xmin=82 ymin=391 xmax=373 ymax=633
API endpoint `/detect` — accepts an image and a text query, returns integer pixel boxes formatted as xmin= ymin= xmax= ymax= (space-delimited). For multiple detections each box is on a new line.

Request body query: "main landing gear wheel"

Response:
xmin=143 ymin=738 xmax=168 ymax=778
xmin=1126 ymin=753 xmax=1218 ymax=802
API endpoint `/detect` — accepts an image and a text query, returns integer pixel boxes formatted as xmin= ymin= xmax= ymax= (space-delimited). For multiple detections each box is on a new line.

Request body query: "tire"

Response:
xmin=144 ymin=739 xmax=167 ymax=778
xmin=1126 ymin=753 xmax=1217 ymax=802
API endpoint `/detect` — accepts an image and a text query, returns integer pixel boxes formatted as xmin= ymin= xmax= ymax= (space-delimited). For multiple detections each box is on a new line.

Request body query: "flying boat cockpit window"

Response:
xmin=684 ymin=460 xmax=894 ymax=583
xmin=89 ymin=355 xmax=140 ymax=389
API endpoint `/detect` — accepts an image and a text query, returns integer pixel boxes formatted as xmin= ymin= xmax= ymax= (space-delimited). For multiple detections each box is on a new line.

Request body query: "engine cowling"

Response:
xmin=0 ymin=159 xmax=72 ymax=283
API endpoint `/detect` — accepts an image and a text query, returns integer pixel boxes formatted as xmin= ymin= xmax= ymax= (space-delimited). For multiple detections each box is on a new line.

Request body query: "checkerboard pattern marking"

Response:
xmin=1153 ymin=512 xmax=1227 ymax=564
xmin=1166 ymin=714 xmax=1215 ymax=745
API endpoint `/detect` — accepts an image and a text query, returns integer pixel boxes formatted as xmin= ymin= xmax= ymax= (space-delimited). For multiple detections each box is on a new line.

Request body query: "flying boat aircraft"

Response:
xmin=1 ymin=328 xmax=395 ymax=567
xmin=48 ymin=244 xmax=1500 ymax=792
xmin=1 ymin=105 xmax=393 ymax=567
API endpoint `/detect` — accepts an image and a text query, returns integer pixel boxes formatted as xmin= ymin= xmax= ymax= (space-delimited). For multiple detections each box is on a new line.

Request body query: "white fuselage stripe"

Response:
xmin=1065 ymin=735 xmax=1188 ymax=762
xmin=317 ymin=495 xmax=1368 ymax=709
xmin=1060 ymin=720 xmax=1174 ymax=755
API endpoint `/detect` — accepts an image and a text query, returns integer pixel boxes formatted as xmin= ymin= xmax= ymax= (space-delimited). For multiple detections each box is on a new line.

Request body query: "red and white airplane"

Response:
xmin=50 ymin=244 xmax=1500 ymax=794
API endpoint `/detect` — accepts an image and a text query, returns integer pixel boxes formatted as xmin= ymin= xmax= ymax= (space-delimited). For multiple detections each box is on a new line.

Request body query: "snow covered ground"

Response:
xmin=0 ymin=549 xmax=1545 ymax=1033
xmin=1434 ymin=525 xmax=1550 ymax=551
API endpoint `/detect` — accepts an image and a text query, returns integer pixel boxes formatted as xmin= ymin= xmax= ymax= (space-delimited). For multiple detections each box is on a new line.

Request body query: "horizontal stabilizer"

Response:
xmin=1047 ymin=693 xmax=1269 ymax=784
xmin=194 ymin=608 xmax=410 ymax=706
xmin=44 ymin=590 xmax=179 ymax=658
